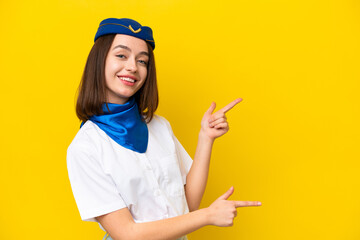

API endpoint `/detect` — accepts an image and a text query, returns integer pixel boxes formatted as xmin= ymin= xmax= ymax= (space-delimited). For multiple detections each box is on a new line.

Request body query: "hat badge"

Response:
xmin=129 ymin=25 xmax=141 ymax=33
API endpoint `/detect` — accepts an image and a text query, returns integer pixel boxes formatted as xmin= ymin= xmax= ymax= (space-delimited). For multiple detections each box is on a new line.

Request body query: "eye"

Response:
xmin=116 ymin=54 xmax=126 ymax=59
xmin=138 ymin=60 xmax=148 ymax=66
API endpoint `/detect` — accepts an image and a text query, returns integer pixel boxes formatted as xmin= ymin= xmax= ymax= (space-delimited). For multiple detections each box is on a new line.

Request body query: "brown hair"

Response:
xmin=76 ymin=34 xmax=158 ymax=123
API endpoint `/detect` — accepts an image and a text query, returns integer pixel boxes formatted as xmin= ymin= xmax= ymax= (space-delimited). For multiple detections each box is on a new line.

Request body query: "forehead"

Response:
xmin=111 ymin=34 xmax=148 ymax=51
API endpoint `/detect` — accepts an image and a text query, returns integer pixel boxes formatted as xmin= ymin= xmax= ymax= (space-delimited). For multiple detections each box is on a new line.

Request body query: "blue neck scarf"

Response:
xmin=81 ymin=97 xmax=148 ymax=153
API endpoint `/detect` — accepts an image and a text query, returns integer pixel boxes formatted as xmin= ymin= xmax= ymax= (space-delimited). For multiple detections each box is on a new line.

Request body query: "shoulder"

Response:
xmin=148 ymin=114 xmax=173 ymax=132
xmin=67 ymin=121 xmax=103 ymax=157
xmin=150 ymin=114 xmax=169 ymax=124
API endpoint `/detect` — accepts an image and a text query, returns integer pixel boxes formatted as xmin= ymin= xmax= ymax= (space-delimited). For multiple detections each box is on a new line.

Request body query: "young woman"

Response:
xmin=67 ymin=18 xmax=261 ymax=240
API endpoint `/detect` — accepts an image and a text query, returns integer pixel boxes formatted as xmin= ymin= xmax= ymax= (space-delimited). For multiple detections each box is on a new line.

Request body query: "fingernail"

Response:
xmin=258 ymin=202 xmax=262 ymax=206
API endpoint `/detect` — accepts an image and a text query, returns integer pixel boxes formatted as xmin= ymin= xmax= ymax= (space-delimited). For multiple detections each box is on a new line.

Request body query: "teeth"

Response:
xmin=119 ymin=77 xmax=135 ymax=83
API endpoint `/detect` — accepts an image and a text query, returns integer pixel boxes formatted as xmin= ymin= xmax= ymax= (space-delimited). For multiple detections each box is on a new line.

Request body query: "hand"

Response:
xmin=206 ymin=186 xmax=261 ymax=227
xmin=200 ymin=98 xmax=243 ymax=140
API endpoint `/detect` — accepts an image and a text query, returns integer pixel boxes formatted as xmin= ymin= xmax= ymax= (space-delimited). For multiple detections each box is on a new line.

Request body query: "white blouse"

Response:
xmin=67 ymin=115 xmax=193 ymax=238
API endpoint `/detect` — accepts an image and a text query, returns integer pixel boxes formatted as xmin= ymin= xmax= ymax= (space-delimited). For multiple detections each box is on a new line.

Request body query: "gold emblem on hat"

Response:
xmin=129 ymin=25 xmax=141 ymax=33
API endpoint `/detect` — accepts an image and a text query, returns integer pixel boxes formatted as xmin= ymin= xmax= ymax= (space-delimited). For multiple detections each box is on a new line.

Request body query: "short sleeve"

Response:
xmin=173 ymin=135 xmax=193 ymax=185
xmin=67 ymin=137 xmax=127 ymax=222
xmin=158 ymin=116 xmax=193 ymax=185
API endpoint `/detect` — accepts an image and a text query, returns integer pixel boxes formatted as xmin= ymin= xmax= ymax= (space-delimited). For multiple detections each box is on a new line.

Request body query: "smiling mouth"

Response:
xmin=118 ymin=76 xmax=136 ymax=83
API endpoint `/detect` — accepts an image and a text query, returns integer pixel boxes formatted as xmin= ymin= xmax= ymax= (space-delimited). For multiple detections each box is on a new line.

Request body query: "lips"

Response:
xmin=117 ymin=76 xmax=137 ymax=86
xmin=117 ymin=75 xmax=138 ymax=82
xmin=118 ymin=77 xmax=135 ymax=83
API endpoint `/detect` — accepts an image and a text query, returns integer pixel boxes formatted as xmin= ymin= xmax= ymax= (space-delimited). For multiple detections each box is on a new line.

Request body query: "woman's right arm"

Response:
xmin=96 ymin=207 xmax=208 ymax=240
xmin=96 ymin=187 xmax=261 ymax=240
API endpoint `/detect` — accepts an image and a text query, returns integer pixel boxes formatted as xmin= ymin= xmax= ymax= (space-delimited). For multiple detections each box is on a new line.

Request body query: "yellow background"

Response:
xmin=1 ymin=0 xmax=359 ymax=239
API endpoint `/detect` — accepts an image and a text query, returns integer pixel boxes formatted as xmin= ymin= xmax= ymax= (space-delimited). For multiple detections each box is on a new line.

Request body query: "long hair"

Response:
xmin=76 ymin=34 xmax=158 ymax=123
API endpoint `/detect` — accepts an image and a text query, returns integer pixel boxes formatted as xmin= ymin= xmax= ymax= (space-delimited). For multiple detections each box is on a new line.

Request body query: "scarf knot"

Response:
xmin=81 ymin=97 xmax=148 ymax=153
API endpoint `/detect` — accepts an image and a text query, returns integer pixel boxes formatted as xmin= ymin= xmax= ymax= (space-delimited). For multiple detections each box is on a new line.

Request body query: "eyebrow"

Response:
xmin=112 ymin=44 xmax=149 ymax=57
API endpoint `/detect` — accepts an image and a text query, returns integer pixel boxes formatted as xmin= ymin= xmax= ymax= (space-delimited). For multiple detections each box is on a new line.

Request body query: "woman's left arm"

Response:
xmin=185 ymin=98 xmax=243 ymax=211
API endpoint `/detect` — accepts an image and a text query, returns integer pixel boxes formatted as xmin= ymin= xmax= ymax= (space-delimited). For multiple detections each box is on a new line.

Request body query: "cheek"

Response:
xmin=141 ymin=68 xmax=148 ymax=81
xmin=138 ymin=80 xmax=146 ymax=89
xmin=105 ymin=64 xmax=121 ymax=84
xmin=105 ymin=59 xmax=121 ymax=74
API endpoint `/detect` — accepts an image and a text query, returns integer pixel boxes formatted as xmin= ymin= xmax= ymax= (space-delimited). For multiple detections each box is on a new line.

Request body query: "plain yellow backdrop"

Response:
xmin=1 ymin=0 xmax=359 ymax=239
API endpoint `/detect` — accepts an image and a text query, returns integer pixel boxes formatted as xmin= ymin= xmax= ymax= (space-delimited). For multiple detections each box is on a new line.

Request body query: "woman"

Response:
xmin=67 ymin=18 xmax=261 ymax=240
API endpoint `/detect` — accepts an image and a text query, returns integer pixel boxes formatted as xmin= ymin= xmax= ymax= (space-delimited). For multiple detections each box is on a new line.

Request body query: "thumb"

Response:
xmin=217 ymin=186 xmax=234 ymax=200
xmin=205 ymin=102 xmax=216 ymax=115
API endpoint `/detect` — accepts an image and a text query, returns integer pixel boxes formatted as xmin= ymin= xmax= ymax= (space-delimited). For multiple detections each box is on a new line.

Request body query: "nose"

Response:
xmin=125 ymin=57 xmax=137 ymax=72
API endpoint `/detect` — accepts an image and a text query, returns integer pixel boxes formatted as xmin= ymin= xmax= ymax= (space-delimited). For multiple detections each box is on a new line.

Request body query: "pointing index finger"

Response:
xmin=220 ymin=98 xmax=243 ymax=113
xmin=234 ymin=201 xmax=262 ymax=208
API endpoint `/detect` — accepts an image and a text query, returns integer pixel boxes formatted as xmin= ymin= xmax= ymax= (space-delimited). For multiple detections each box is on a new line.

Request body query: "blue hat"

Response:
xmin=94 ymin=18 xmax=155 ymax=50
